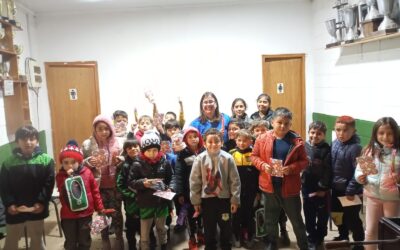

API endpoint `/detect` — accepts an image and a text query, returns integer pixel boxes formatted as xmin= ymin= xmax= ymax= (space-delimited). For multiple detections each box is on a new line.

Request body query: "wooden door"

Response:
xmin=262 ymin=54 xmax=306 ymax=138
xmin=46 ymin=62 xmax=100 ymax=167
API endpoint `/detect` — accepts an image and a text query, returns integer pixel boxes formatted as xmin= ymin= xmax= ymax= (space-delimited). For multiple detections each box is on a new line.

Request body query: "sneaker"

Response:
xmin=197 ymin=232 xmax=205 ymax=246
xmin=234 ymin=239 xmax=241 ymax=248
xmin=280 ymin=230 xmax=290 ymax=247
xmin=188 ymin=237 xmax=198 ymax=250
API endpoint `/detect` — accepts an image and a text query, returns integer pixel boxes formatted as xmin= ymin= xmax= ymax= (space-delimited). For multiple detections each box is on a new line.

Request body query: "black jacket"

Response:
xmin=128 ymin=154 xmax=172 ymax=208
xmin=302 ymin=141 xmax=331 ymax=197
xmin=170 ymin=147 xmax=205 ymax=199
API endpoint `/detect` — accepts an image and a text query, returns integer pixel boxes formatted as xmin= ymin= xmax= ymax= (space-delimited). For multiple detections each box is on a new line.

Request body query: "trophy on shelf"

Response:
xmin=358 ymin=0 xmax=369 ymax=38
xmin=14 ymin=44 xmax=23 ymax=77
xmin=7 ymin=0 xmax=16 ymax=25
xmin=0 ymin=26 xmax=5 ymax=40
xmin=3 ymin=60 xmax=10 ymax=79
xmin=365 ymin=0 xmax=381 ymax=20
xmin=343 ymin=6 xmax=359 ymax=42
xmin=325 ymin=19 xmax=342 ymax=47
xmin=377 ymin=0 xmax=398 ymax=31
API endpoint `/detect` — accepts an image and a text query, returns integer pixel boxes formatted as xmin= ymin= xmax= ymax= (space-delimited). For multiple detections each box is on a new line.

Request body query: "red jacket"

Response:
xmin=251 ymin=130 xmax=308 ymax=197
xmin=56 ymin=165 xmax=104 ymax=219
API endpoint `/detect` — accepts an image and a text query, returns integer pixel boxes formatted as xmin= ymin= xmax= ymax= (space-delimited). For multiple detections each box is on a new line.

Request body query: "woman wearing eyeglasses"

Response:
xmin=190 ymin=91 xmax=230 ymax=143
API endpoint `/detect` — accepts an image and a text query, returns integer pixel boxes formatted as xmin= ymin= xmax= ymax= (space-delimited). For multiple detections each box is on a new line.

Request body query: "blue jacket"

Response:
xmin=190 ymin=113 xmax=230 ymax=142
xmin=331 ymin=135 xmax=362 ymax=195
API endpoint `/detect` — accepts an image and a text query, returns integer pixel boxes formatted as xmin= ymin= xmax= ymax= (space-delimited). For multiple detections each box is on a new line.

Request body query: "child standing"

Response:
xmin=135 ymin=115 xmax=155 ymax=142
xmin=251 ymin=107 xmax=309 ymax=250
xmin=117 ymin=139 xmax=144 ymax=250
xmin=0 ymin=125 xmax=55 ymax=250
xmin=330 ymin=116 xmax=364 ymax=247
xmin=250 ymin=93 xmax=274 ymax=128
xmin=56 ymin=140 xmax=105 ymax=250
xmin=355 ymin=117 xmax=400 ymax=250
xmin=230 ymin=129 xmax=259 ymax=248
xmin=170 ymin=126 xmax=205 ymax=249
xmin=82 ymin=114 xmax=123 ymax=250
xmin=190 ymin=128 xmax=241 ymax=250
xmin=249 ymin=120 xmax=269 ymax=139
xmin=230 ymin=98 xmax=251 ymax=126
xmin=128 ymin=131 xmax=173 ymax=250
xmin=302 ymin=121 xmax=332 ymax=248
xmin=113 ymin=110 xmax=129 ymax=148
xmin=224 ymin=118 xmax=245 ymax=152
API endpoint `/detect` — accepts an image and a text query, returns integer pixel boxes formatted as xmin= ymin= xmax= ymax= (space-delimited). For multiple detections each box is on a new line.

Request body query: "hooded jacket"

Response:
xmin=82 ymin=114 xmax=121 ymax=189
xmin=251 ymin=130 xmax=308 ymax=197
xmin=56 ymin=165 xmax=104 ymax=219
xmin=355 ymin=146 xmax=400 ymax=201
xmin=170 ymin=127 xmax=205 ymax=198
xmin=0 ymin=147 xmax=55 ymax=224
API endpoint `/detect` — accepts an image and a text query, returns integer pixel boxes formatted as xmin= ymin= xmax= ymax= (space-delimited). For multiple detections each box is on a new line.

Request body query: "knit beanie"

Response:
xmin=59 ymin=140 xmax=84 ymax=164
xmin=140 ymin=131 xmax=161 ymax=152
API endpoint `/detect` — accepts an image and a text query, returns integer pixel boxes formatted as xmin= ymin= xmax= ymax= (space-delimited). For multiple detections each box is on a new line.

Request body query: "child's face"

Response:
xmin=252 ymin=126 xmax=267 ymax=137
xmin=166 ymin=127 xmax=180 ymax=138
xmin=377 ymin=124 xmax=394 ymax=148
xmin=126 ymin=145 xmax=140 ymax=158
xmin=17 ymin=136 xmax=38 ymax=156
xmin=160 ymin=141 xmax=172 ymax=154
xmin=114 ymin=115 xmax=128 ymax=124
xmin=95 ymin=122 xmax=111 ymax=141
xmin=235 ymin=136 xmax=252 ymax=151
xmin=186 ymin=132 xmax=200 ymax=149
xmin=233 ymin=101 xmax=246 ymax=117
xmin=138 ymin=118 xmax=153 ymax=132
xmin=205 ymin=134 xmax=222 ymax=154
xmin=143 ymin=147 xmax=159 ymax=160
xmin=271 ymin=116 xmax=292 ymax=139
xmin=228 ymin=123 xmax=240 ymax=140
xmin=308 ymin=128 xmax=325 ymax=146
xmin=334 ymin=123 xmax=355 ymax=143
xmin=62 ymin=158 xmax=79 ymax=172
xmin=257 ymin=96 xmax=270 ymax=113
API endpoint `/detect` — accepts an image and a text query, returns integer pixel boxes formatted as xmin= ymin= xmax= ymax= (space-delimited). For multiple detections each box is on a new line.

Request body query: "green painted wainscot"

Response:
xmin=312 ymin=112 xmax=374 ymax=147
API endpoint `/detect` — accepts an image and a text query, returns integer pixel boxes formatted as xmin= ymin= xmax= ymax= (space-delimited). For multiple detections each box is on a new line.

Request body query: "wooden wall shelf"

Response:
xmin=326 ymin=30 xmax=400 ymax=49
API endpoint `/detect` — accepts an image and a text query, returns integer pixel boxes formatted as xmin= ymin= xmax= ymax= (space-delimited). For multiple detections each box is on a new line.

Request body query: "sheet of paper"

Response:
xmin=338 ymin=195 xmax=362 ymax=207
xmin=153 ymin=190 xmax=176 ymax=200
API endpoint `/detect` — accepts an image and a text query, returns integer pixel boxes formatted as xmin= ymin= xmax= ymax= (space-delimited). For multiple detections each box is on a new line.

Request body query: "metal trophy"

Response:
xmin=14 ymin=44 xmax=23 ymax=76
xmin=6 ymin=0 xmax=16 ymax=25
xmin=358 ymin=0 xmax=368 ymax=38
xmin=377 ymin=0 xmax=398 ymax=31
xmin=325 ymin=19 xmax=341 ymax=47
xmin=366 ymin=0 xmax=381 ymax=20
xmin=3 ymin=60 xmax=10 ymax=79
xmin=0 ymin=27 xmax=5 ymax=40
xmin=343 ymin=6 xmax=358 ymax=42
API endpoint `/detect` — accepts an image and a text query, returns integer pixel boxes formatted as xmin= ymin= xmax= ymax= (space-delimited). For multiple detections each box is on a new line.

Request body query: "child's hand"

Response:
xmin=262 ymin=163 xmax=272 ymax=174
xmin=66 ymin=169 xmax=74 ymax=176
xmin=32 ymin=203 xmax=44 ymax=214
xmin=89 ymin=157 xmax=99 ymax=168
xmin=143 ymin=178 xmax=152 ymax=188
xmin=357 ymin=174 xmax=367 ymax=184
xmin=7 ymin=205 xmax=19 ymax=215
xmin=131 ymin=122 xmax=138 ymax=132
xmin=194 ymin=205 xmax=201 ymax=216
xmin=231 ymin=204 xmax=238 ymax=214
xmin=111 ymin=152 xmax=122 ymax=166
xmin=282 ymin=166 xmax=291 ymax=175
xmin=346 ymin=195 xmax=355 ymax=201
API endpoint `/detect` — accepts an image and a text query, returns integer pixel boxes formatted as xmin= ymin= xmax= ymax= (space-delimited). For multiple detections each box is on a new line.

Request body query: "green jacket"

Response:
xmin=0 ymin=147 xmax=55 ymax=224
xmin=116 ymin=156 xmax=139 ymax=216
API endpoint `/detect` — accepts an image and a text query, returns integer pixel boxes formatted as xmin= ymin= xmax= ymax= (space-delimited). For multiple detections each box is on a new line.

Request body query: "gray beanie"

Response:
xmin=140 ymin=131 xmax=161 ymax=152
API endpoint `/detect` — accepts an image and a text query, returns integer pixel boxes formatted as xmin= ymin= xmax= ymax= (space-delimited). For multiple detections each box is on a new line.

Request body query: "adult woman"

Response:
xmin=190 ymin=91 xmax=230 ymax=143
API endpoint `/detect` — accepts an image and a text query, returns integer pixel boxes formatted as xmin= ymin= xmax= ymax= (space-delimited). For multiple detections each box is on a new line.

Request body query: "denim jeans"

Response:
xmin=263 ymin=186 xmax=308 ymax=250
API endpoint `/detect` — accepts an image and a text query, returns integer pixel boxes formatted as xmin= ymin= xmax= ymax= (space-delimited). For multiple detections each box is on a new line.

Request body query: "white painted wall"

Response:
xmin=26 ymin=0 xmax=312 ymax=156
xmin=310 ymin=0 xmax=400 ymax=124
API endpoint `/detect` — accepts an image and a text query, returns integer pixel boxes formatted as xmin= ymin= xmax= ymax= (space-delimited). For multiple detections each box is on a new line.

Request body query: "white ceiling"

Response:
xmin=16 ymin=0 xmax=301 ymax=15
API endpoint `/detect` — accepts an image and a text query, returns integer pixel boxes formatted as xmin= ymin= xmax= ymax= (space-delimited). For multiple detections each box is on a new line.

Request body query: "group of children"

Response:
xmin=0 ymin=93 xmax=399 ymax=250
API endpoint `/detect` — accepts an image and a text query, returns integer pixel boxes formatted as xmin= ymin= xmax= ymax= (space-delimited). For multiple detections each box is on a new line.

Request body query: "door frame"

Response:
xmin=262 ymin=54 xmax=306 ymax=138
xmin=45 ymin=61 xmax=101 ymax=160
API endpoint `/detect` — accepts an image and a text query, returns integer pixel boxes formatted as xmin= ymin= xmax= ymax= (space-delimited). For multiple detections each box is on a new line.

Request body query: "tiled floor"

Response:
xmin=0 ymin=200 xmax=364 ymax=250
